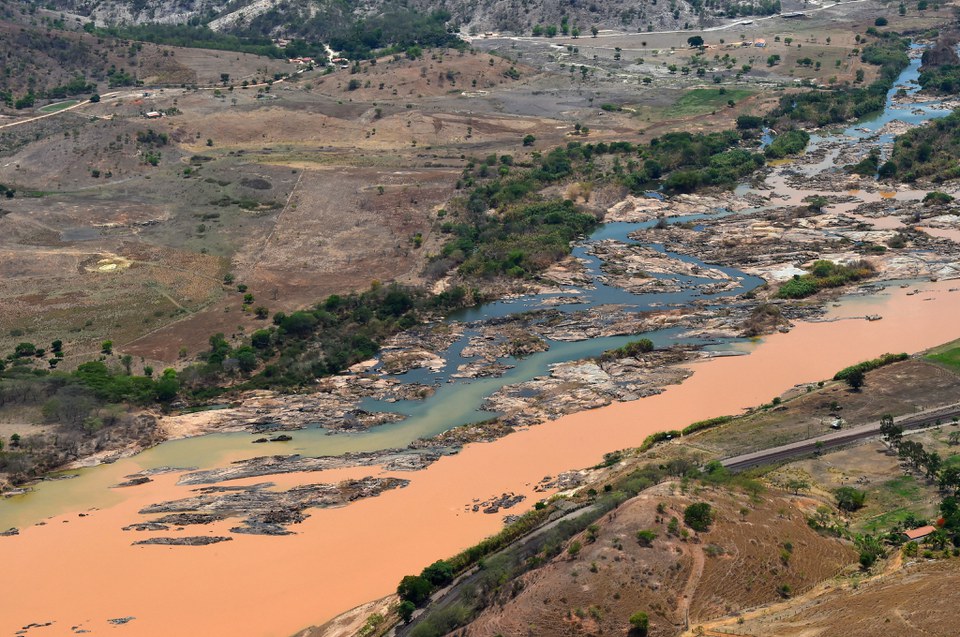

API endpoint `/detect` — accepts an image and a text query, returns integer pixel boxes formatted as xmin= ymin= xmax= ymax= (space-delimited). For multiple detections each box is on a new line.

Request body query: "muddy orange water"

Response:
xmin=3 ymin=281 xmax=960 ymax=636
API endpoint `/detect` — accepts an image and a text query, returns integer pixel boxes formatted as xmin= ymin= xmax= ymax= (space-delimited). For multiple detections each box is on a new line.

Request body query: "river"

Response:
xmin=1 ymin=45 xmax=959 ymax=637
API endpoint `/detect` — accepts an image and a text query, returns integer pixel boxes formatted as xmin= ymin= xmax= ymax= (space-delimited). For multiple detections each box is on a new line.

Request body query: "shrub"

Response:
xmin=629 ymin=611 xmax=649 ymax=635
xmin=684 ymin=502 xmax=713 ymax=532
xmin=636 ymin=529 xmax=657 ymax=546
xmin=835 ymin=486 xmax=867 ymax=512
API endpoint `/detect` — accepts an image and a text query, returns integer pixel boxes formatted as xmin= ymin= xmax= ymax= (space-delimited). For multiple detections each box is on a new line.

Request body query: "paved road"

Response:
xmin=721 ymin=402 xmax=960 ymax=471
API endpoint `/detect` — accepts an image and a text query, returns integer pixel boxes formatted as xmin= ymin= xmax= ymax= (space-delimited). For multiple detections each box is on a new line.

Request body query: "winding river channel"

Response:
xmin=3 ymin=48 xmax=960 ymax=636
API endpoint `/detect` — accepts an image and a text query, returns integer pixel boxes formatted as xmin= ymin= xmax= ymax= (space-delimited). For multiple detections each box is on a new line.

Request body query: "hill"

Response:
xmin=47 ymin=0 xmax=783 ymax=45
xmin=453 ymin=484 xmax=855 ymax=637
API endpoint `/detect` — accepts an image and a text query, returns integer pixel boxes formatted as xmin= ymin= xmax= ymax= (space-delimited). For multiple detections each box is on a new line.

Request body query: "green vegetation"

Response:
xmin=918 ymin=64 xmax=960 ymax=93
xmin=889 ymin=110 xmax=960 ymax=182
xmin=923 ymin=191 xmax=954 ymax=205
xmin=682 ymin=415 xmax=734 ymax=436
xmin=182 ymin=282 xmax=470 ymax=391
xmin=833 ymin=352 xmax=909 ymax=381
xmin=670 ymin=88 xmax=753 ymax=116
xmin=638 ymin=429 xmax=682 ymax=452
xmin=835 ymin=486 xmax=867 ymax=512
xmin=770 ymin=32 xmax=910 ymax=126
xmin=629 ymin=611 xmax=650 ymax=636
xmin=636 ymin=529 xmax=657 ymax=546
xmin=90 ymin=23 xmax=288 ymax=58
xmin=437 ymin=135 xmax=765 ymax=279
xmin=0 ymin=340 xmax=179 ymax=481
xmin=736 ymin=114 xmax=764 ymax=130
xmin=928 ymin=344 xmax=960 ymax=371
xmin=683 ymin=502 xmax=714 ymax=531
xmin=38 ymin=100 xmax=79 ymax=113
xmin=600 ymin=338 xmax=654 ymax=361
xmin=776 ymin=259 xmax=876 ymax=299
xmin=448 ymin=199 xmax=599 ymax=278
xmin=764 ymin=129 xmax=810 ymax=159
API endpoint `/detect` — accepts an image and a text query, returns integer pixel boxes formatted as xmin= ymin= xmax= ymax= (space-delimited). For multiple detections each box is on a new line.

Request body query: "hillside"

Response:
xmin=454 ymin=484 xmax=855 ymax=637
xmin=48 ymin=0 xmax=783 ymax=42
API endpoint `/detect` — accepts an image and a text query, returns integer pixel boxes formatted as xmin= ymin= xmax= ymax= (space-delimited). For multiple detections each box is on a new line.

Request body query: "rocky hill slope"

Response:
xmin=48 ymin=0 xmax=782 ymax=40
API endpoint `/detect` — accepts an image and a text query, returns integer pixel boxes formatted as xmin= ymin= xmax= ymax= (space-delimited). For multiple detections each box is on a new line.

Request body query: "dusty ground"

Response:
xmin=705 ymin=559 xmax=960 ymax=637
xmin=461 ymin=482 xmax=855 ymax=636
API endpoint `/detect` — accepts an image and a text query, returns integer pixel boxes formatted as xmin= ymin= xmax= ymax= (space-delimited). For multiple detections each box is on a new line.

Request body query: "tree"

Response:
xmin=14 ymin=342 xmax=36 ymax=357
xmin=567 ymin=540 xmax=582 ymax=557
xmin=420 ymin=560 xmax=454 ymax=587
xmin=767 ymin=54 xmax=781 ymax=66
xmin=875 ymin=17 xmax=889 ymax=26
xmin=880 ymin=414 xmax=903 ymax=448
xmin=939 ymin=466 xmax=960 ymax=497
xmin=855 ymin=534 xmax=885 ymax=568
xmin=155 ymin=369 xmax=179 ymax=401
xmin=629 ymin=611 xmax=649 ymax=636
xmin=835 ymin=486 xmax=866 ymax=512
xmin=687 ymin=35 xmax=704 ymax=47
xmin=90 ymin=93 xmax=100 ymax=103
xmin=684 ymin=502 xmax=713 ymax=532
xmin=398 ymin=600 xmax=416 ymax=623
xmin=805 ymin=195 xmax=829 ymax=213
xmin=251 ymin=329 xmax=272 ymax=349
xmin=591 ymin=25 xmax=599 ymax=37
xmin=235 ymin=347 xmax=258 ymax=373
xmin=397 ymin=575 xmax=432 ymax=606
xmin=522 ymin=134 xmax=536 ymax=146
xmin=101 ymin=340 xmax=113 ymax=355
xmin=845 ymin=367 xmax=865 ymax=390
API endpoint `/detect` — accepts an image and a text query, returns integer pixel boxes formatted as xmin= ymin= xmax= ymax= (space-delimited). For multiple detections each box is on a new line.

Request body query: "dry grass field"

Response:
xmin=462 ymin=483 xmax=855 ymax=636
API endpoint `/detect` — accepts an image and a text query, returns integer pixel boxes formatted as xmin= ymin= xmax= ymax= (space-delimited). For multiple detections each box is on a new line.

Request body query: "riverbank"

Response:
xmin=2 ymin=280 xmax=960 ymax=636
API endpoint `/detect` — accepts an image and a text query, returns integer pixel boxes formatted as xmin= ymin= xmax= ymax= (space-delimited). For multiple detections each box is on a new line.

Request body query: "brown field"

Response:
xmin=710 ymin=559 xmax=960 ymax=637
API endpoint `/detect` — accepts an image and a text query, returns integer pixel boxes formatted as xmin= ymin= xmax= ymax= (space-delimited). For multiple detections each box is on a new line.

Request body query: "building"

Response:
xmin=145 ymin=111 xmax=162 ymax=119
xmin=754 ymin=39 xmax=767 ymax=48
xmin=903 ymin=525 xmax=937 ymax=542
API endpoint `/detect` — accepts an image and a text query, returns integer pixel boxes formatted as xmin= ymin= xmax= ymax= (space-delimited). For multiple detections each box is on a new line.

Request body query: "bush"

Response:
xmin=776 ymin=260 xmax=876 ymax=299
xmin=682 ymin=415 xmax=733 ymax=436
xmin=765 ymin=129 xmax=811 ymax=159
xmin=684 ymin=502 xmax=714 ymax=532
xmin=833 ymin=353 xmax=908 ymax=381
xmin=629 ymin=611 xmax=650 ymax=636
xmin=636 ymin=529 xmax=657 ymax=546
xmin=835 ymin=486 xmax=867 ymax=512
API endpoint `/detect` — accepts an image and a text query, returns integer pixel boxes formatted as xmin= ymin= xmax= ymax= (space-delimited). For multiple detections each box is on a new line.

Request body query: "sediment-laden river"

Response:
xmin=2 ymin=47 xmax=960 ymax=637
